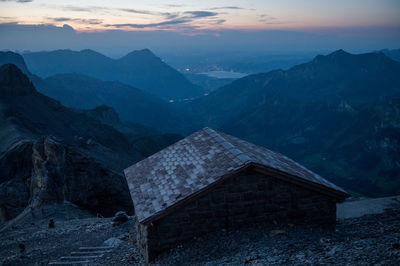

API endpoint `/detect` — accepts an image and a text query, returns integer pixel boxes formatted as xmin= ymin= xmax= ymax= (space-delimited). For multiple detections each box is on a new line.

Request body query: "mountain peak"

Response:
xmin=331 ymin=49 xmax=349 ymax=55
xmin=311 ymin=49 xmax=397 ymax=66
xmin=121 ymin=49 xmax=157 ymax=60
xmin=322 ymin=49 xmax=352 ymax=60
xmin=0 ymin=64 xmax=35 ymax=96
xmin=0 ymin=51 xmax=31 ymax=75
xmin=136 ymin=48 xmax=154 ymax=55
xmin=311 ymin=49 xmax=361 ymax=65
xmin=79 ymin=49 xmax=103 ymax=56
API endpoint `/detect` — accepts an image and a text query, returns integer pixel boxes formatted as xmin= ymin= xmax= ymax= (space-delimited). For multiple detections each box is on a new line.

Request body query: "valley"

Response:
xmin=0 ymin=46 xmax=399 ymax=265
xmin=1 ymin=48 xmax=399 ymax=203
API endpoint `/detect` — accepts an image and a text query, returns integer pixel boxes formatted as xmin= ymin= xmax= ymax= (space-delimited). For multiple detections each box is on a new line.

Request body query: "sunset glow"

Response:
xmin=1 ymin=0 xmax=399 ymax=33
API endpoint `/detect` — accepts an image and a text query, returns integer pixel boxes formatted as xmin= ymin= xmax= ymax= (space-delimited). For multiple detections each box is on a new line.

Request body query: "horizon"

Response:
xmin=1 ymin=0 xmax=399 ymax=56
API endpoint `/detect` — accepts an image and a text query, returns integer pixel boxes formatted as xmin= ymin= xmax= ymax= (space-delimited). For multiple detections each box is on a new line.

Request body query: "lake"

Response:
xmin=198 ymin=70 xmax=248 ymax=79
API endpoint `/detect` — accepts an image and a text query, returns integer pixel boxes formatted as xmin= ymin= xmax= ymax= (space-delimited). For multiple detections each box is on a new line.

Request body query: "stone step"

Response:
xmin=60 ymin=254 xmax=103 ymax=261
xmin=49 ymin=245 xmax=113 ymax=265
xmin=79 ymin=246 xmax=113 ymax=251
xmin=71 ymin=250 xmax=110 ymax=256
xmin=48 ymin=261 xmax=91 ymax=265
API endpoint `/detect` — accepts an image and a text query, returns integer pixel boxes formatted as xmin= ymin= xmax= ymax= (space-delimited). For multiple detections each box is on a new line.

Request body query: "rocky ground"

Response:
xmin=1 ymin=197 xmax=399 ymax=265
xmin=154 ymin=207 xmax=400 ymax=265
xmin=0 ymin=203 xmax=141 ymax=265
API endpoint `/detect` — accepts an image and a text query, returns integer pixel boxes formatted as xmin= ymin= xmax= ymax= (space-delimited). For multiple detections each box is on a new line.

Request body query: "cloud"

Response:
xmin=57 ymin=5 xmax=166 ymax=19
xmin=47 ymin=17 xmax=103 ymax=25
xmin=14 ymin=3 xmax=222 ymax=31
xmin=184 ymin=11 xmax=218 ymax=18
xmin=0 ymin=0 xmax=33 ymax=2
xmin=166 ymin=4 xmax=184 ymax=7
xmin=258 ymin=13 xmax=281 ymax=24
xmin=107 ymin=19 xmax=190 ymax=29
xmin=0 ymin=16 xmax=17 ymax=20
xmin=60 ymin=6 xmax=92 ymax=12
xmin=119 ymin=8 xmax=179 ymax=20
xmin=118 ymin=8 xmax=155 ymax=15
xmin=163 ymin=12 xmax=180 ymax=19
xmin=48 ymin=17 xmax=71 ymax=22
xmin=117 ymin=9 xmax=219 ymax=20
xmin=258 ymin=14 xmax=275 ymax=19
xmin=54 ymin=5 xmax=218 ymax=22
xmin=106 ymin=10 xmax=220 ymax=29
xmin=59 ymin=5 xmax=110 ymax=13
xmin=209 ymin=6 xmax=244 ymax=10
xmin=78 ymin=19 xmax=103 ymax=25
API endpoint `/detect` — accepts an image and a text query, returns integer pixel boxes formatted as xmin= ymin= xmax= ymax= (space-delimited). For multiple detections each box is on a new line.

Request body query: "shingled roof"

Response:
xmin=124 ymin=127 xmax=349 ymax=224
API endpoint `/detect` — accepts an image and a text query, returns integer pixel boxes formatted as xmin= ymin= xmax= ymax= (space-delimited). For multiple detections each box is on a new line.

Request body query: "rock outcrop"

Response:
xmin=0 ymin=141 xmax=33 ymax=222
xmin=0 ymin=136 xmax=134 ymax=223
xmin=30 ymin=136 xmax=133 ymax=216
xmin=0 ymin=64 xmax=183 ymax=223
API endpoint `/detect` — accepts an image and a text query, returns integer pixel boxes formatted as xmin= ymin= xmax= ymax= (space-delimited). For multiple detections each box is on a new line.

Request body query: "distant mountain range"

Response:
xmin=0 ymin=51 xmax=185 ymax=132
xmin=0 ymin=64 xmax=182 ymax=221
xmin=23 ymin=49 xmax=204 ymax=100
xmin=183 ymin=50 xmax=400 ymax=126
xmin=0 ymin=63 xmax=181 ymax=170
xmin=381 ymin=49 xmax=400 ymax=62
xmin=1 ymin=48 xmax=399 ymax=198
xmin=42 ymin=73 xmax=183 ymax=132
xmin=178 ymin=50 xmax=400 ymax=196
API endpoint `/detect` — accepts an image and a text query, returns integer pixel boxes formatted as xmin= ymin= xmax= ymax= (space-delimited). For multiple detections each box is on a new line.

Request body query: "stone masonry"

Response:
xmin=136 ymin=169 xmax=337 ymax=262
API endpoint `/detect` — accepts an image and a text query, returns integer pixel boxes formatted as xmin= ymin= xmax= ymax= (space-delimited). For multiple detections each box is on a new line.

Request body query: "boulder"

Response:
xmin=112 ymin=211 xmax=129 ymax=224
xmin=104 ymin=237 xmax=124 ymax=247
xmin=269 ymin=230 xmax=288 ymax=237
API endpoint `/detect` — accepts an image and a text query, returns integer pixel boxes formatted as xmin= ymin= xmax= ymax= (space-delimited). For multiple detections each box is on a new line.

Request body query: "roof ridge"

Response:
xmin=203 ymin=127 xmax=252 ymax=164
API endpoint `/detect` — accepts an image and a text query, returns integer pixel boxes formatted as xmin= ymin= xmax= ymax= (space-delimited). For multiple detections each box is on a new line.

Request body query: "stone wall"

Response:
xmin=137 ymin=169 xmax=337 ymax=262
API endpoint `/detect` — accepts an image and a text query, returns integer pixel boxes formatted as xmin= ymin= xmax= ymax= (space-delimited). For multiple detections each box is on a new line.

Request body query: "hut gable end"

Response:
xmin=124 ymin=127 xmax=349 ymax=225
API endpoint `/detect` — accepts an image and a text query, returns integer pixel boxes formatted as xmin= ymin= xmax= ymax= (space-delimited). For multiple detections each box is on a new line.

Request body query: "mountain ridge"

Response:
xmin=181 ymin=50 xmax=400 ymax=127
xmin=177 ymin=50 xmax=400 ymax=196
xmin=23 ymin=48 xmax=204 ymax=99
xmin=42 ymin=72 xmax=183 ymax=132
xmin=0 ymin=51 xmax=185 ymax=132
xmin=0 ymin=64 xmax=182 ymax=221
xmin=0 ymin=64 xmax=35 ymax=96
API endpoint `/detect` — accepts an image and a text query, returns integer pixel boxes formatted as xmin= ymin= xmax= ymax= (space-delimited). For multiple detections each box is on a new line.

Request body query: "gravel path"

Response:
xmin=1 ymin=198 xmax=399 ymax=265
xmin=337 ymin=195 xmax=400 ymax=219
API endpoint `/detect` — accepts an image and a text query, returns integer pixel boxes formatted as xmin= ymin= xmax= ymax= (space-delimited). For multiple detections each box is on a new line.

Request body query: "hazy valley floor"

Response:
xmin=0 ymin=197 xmax=399 ymax=265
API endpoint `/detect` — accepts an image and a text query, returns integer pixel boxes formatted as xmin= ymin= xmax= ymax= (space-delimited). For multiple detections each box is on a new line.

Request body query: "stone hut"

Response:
xmin=124 ymin=128 xmax=349 ymax=262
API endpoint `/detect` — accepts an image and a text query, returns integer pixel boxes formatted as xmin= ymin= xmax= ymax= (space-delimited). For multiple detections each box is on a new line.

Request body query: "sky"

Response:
xmin=0 ymin=0 xmax=399 ymax=55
